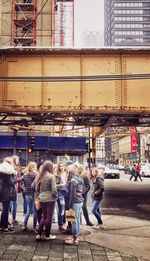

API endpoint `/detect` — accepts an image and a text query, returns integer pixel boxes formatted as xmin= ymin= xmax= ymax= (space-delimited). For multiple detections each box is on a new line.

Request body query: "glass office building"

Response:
xmin=104 ymin=0 xmax=150 ymax=46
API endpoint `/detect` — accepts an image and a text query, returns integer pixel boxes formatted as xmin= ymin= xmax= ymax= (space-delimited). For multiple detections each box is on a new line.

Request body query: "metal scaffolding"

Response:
xmin=13 ymin=0 xmax=37 ymax=46
xmin=53 ymin=0 xmax=74 ymax=47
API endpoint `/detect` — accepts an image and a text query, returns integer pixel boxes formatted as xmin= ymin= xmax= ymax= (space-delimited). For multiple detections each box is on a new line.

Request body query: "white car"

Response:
xmin=104 ymin=165 xmax=120 ymax=179
xmin=140 ymin=163 xmax=150 ymax=177
xmin=118 ymin=164 xmax=124 ymax=171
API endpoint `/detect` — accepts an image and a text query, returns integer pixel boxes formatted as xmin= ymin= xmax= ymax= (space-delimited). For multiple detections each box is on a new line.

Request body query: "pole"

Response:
xmin=26 ymin=132 xmax=29 ymax=165
xmin=13 ymin=129 xmax=17 ymax=155
xmin=88 ymin=128 xmax=91 ymax=170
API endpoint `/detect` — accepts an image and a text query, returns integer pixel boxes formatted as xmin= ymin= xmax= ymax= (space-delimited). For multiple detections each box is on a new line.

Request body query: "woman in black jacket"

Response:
xmin=0 ymin=157 xmax=16 ymax=233
xmin=90 ymin=167 xmax=105 ymax=229
xmin=79 ymin=166 xmax=93 ymax=226
xmin=22 ymin=162 xmax=38 ymax=232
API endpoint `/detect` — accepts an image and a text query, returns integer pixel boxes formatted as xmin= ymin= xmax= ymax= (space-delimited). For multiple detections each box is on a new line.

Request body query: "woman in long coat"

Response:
xmin=0 ymin=157 xmax=16 ymax=233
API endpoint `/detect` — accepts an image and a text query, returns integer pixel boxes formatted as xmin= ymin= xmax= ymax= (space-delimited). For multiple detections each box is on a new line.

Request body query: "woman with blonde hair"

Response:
xmin=10 ymin=155 xmax=23 ymax=225
xmin=35 ymin=160 xmax=58 ymax=241
xmin=90 ymin=167 xmax=105 ymax=229
xmin=22 ymin=162 xmax=37 ymax=232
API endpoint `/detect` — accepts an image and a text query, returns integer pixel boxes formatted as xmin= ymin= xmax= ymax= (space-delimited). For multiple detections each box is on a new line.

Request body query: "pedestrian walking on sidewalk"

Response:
xmin=129 ymin=164 xmax=136 ymax=181
xmin=35 ymin=160 xmax=58 ymax=241
xmin=134 ymin=162 xmax=143 ymax=182
xmin=0 ymin=157 xmax=16 ymax=233
xmin=90 ymin=167 xmax=105 ymax=229
xmin=65 ymin=164 xmax=84 ymax=245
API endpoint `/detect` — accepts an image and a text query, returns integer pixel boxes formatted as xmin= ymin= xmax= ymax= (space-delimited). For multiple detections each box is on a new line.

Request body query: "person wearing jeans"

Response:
xmin=72 ymin=202 xmax=83 ymax=237
xmin=22 ymin=162 xmax=38 ymax=231
xmin=24 ymin=195 xmax=37 ymax=230
xmin=10 ymin=197 xmax=18 ymax=225
xmin=90 ymin=167 xmax=105 ymax=229
xmin=56 ymin=162 xmax=67 ymax=232
xmin=65 ymin=163 xmax=84 ymax=245
xmin=92 ymin=199 xmax=102 ymax=225
xmin=22 ymin=191 xmax=27 ymax=215
xmin=38 ymin=201 xmax=55 ymax=238
xmin=35 ymin=161 xmax=58 ymax=241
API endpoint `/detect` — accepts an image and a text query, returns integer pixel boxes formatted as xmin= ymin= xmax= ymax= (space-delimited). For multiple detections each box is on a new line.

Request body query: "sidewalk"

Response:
xmin=0 ymin=213 xmax=150 ymax=261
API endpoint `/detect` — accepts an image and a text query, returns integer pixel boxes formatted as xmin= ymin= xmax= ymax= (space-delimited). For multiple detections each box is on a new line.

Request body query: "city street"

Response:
xmin=97 ymin=171 xmax=150 ymax=221
xmin=15 ymin=170 xmax=150 ymax=222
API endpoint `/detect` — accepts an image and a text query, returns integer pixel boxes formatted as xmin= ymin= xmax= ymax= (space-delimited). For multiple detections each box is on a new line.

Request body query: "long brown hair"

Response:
xmin=36 ymin=160 xmax=53 ymax=185
xmin=57 ymin=162 xmax=65 ymax=177
xmin=89 ymin=167 xmax=99 ymax=181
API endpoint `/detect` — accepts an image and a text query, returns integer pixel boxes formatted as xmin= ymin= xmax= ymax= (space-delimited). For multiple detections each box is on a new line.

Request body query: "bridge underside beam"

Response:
xmin=0 ymin=111 xmax=149 ymax=128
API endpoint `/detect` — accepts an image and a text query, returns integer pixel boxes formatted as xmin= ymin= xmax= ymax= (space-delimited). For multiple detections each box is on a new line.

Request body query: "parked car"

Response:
xmin=104 ymin=164 xmax=120 ymax=179
xmin=140 ymin=163 xmax=150 ymax=177
xmin=124 ymin=164 xmax=133 ymax=174
xmin=118 ymin=164 xmax=124 ymax=171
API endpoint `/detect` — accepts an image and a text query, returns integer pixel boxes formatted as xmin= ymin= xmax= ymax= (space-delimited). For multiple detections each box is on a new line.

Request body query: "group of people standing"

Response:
xmin=0 ymin=156 xmax=105 ymax=245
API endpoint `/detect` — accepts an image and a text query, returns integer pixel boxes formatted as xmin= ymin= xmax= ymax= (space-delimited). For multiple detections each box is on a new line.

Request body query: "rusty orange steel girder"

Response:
xmin=1 ymin=47 xmax=150 ymax=129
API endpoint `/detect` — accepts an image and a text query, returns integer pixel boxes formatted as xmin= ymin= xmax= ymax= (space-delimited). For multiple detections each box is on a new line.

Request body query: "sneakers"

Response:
xmin=33 ymin=228 xmax=38 ymax=234
xmin=22 ymin=225 xmax=28 ymax=231
xmin=3 ymin=228 xmax=15 ymax=233
xmin=36 ymin=234 xmax=41 ymax=241
xmin=86 ymin=222 xmax=94 ymax=226
xmin=12 ymin=220 xmax=19 ymax=226
xmin=59 ymin=226 xmax=66 ymax=232
xmin=93 ymin=224 xmax=105 ymax=229
xmin=65 ymin=237 xmax=78 ymax=245
xmin=44 ymin=234 xmax=56 ymax=240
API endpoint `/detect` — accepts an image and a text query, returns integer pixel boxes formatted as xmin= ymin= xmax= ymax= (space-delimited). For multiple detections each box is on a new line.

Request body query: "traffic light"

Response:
xmin=30 ymin=136 xmax=35 ymax=149
xmin=28 ymin=148 xmax=32 ymax=153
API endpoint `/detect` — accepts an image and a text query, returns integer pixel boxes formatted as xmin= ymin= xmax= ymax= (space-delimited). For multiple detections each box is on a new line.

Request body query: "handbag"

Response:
xmin=35 ymin=197 xmax=41 ymax=210
xmin=65 ymin=209 xmax=76 ymax=222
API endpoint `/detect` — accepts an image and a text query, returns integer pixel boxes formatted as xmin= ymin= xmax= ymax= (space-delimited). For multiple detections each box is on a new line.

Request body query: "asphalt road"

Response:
xmin=88 ymin=171 xmax=150 ymax=221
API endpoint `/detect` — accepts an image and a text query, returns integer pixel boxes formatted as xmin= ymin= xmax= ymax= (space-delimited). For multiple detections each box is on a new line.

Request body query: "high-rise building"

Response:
xmin=81 ymin=31 xmax=104 ymax=47
xmin=104 ymin=0 xmax=150 ymax=46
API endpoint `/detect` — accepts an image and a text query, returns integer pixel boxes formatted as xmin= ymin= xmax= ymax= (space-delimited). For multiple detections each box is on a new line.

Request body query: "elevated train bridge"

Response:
xmin=1 ymin=47 xmax=150 ymax=162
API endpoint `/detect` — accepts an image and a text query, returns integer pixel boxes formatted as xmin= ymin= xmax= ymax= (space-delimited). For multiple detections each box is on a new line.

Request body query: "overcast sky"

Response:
xmin=74 ymin=0 xmax=104 ymax=47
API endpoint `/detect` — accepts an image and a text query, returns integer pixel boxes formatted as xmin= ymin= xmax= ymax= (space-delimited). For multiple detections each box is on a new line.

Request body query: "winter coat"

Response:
xmin=91 ymin=174 xmax=104 ymax=201
xmin=22 ymin=172 xmax=37 ymax=196
xmin=31 ymin=179 xmax=40 ymax=201
xmin=82 ymin=176 xmax=90 ymax=202
xmin=39 ymin=172 xmax=58 ymax=202
xmin=68 ymin=175 xmax=84 ymax=209
xmin=0 ymin=162 xmax=16 ymax=202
